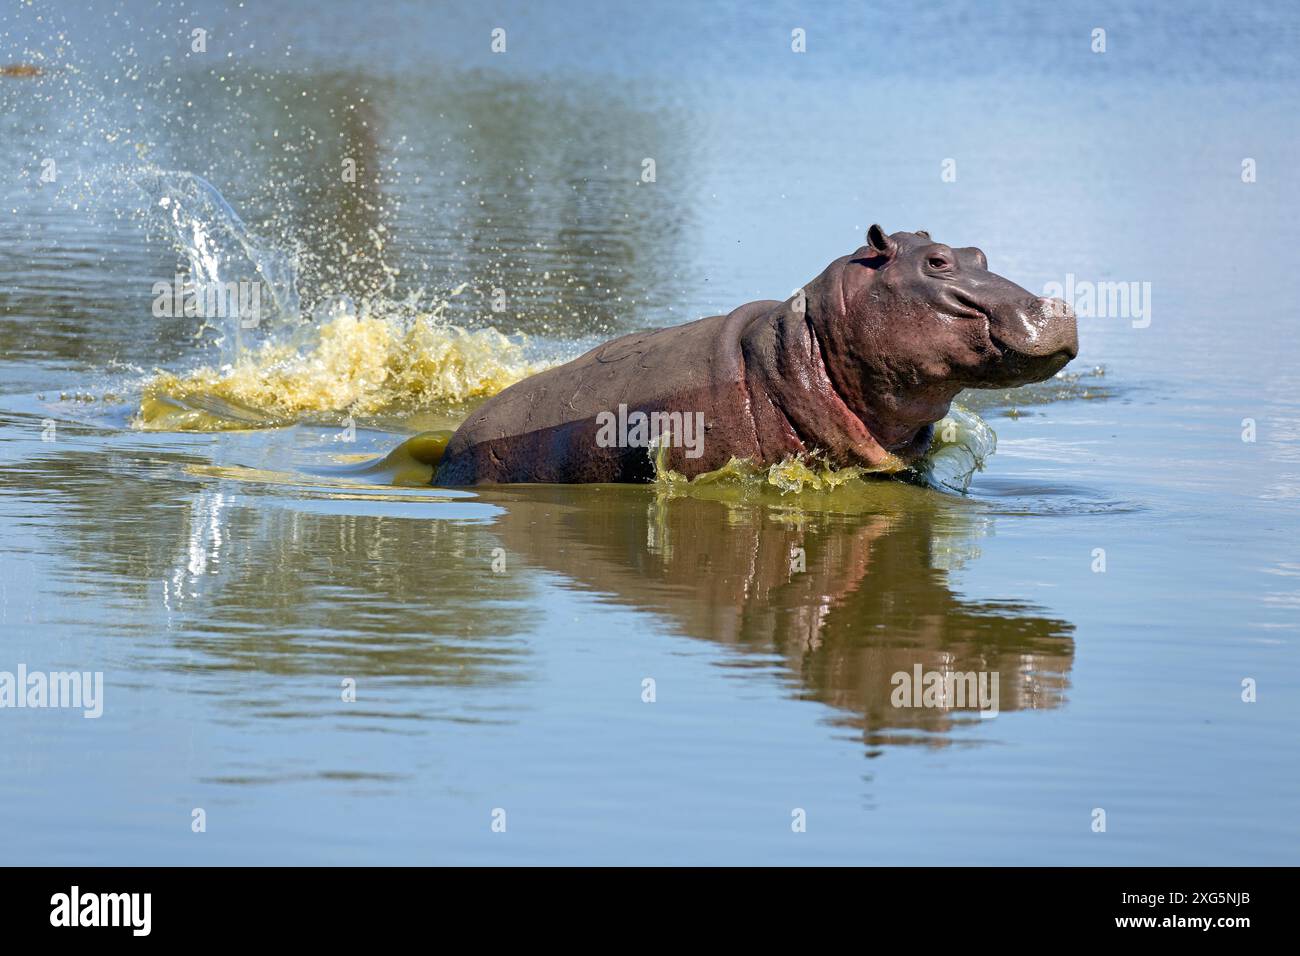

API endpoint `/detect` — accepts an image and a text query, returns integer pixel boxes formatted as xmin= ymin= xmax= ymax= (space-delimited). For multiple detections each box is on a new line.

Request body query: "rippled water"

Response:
xmin=1 ymin=0 xmax=1297 ymax=864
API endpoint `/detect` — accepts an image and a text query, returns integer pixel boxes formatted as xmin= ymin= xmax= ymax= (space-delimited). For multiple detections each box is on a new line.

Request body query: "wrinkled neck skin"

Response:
xmin=741 ymin=258 xmax=957 ymax=469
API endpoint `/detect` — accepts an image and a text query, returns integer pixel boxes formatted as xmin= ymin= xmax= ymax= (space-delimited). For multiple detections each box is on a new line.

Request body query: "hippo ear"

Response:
xmin=915 ymin=229 xmax=931 ymax=239
xmin=865 ymin=224 xmax=897 ymax=259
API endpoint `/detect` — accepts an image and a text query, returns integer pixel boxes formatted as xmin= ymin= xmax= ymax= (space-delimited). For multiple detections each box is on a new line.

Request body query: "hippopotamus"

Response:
xmin=434 ymin=226 xmax=1078 ymax=485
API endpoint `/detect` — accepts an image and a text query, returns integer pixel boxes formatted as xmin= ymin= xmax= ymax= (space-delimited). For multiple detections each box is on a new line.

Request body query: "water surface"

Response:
xmin=0 ymin=0 xmax=1297 ymax=864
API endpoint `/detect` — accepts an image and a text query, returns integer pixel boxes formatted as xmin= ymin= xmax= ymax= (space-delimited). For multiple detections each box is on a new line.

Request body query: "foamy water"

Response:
xmin=136 ymin=310 xmax=548 ymax=429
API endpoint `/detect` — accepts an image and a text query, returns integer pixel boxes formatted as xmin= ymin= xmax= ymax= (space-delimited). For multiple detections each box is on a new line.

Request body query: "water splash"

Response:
xmin=130 ymin=171 xmax=548 ymax=430
xmin=136 ymin=304 xmax=548 ymax=430
xmin=654 ymin=450 xmax=895 ymax=494
xmin=647 ymin=403 xmax=995 ymax=496
xmin=132 ymin=169 xmax=301 ymax=360
xmin=914 ymin=404 xmax=998 ymax=494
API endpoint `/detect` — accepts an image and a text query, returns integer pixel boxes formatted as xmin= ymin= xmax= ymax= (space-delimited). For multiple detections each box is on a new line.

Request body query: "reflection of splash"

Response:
xmin=162 ymin=487 xmax=228 ymax=613
xmin=1 ymin=441 xmax=534 ymax=697
xmin=136 ymin=306 xmax=548 ymax=431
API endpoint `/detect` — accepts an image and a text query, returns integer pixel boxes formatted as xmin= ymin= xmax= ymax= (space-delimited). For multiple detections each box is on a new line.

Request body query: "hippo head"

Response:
xmin=804 ymin=225 xmax=1078 ymax=451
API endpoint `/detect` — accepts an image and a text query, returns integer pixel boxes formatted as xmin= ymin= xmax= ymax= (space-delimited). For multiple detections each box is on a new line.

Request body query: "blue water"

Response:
xmin=0 ymin=0 xmax=1297 ymax=864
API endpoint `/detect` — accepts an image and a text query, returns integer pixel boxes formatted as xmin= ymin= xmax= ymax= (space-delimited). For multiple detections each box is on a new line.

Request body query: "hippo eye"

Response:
xmin=927 ymin=256 xmax=951 ymax=270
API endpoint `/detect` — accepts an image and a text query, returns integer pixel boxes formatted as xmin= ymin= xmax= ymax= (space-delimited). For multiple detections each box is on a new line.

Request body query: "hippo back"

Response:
xmin=435 ymin=302 xmax=778 ymax=484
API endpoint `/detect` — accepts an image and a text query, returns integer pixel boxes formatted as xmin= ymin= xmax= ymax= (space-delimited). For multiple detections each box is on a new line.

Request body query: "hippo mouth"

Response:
xmin=986 ymin=331 xmax=1077 ymax=386
xmin=979 ymin=297 xmax=1079 ymax=387
xmin=934 ymin=301 xmax=1064 ymax=387
xmin=985 ymin=335 xmax=1070 ymax=386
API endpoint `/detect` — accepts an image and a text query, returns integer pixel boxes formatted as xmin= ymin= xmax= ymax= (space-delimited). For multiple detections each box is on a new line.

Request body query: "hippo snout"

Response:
xmin=1020 ymin=296 xmax=1078 ymax=358
xmin=986 ymin=297 xmax=1078 ymax=385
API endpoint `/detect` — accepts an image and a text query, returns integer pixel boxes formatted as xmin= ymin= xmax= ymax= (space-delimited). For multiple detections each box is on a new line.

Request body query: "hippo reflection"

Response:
xmin=485 ymin=481 xmax=1074 ymax=748
xmin=6 ymin=435 xmax=1074 ymax=749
